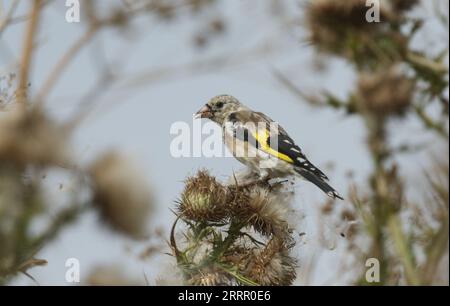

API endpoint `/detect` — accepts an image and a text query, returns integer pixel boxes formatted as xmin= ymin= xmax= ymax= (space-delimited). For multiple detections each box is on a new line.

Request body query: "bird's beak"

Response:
xmin=194 ymin=104 xmax=213 ymax=119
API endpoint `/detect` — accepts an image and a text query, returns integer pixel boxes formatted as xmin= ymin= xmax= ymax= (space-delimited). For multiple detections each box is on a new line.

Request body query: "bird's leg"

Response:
xmin=231 ymin=176 xmax=270 ymax=189
xmin=267 ymin=179 xmax=289 ymax=191
xmin=271 ymin=179 xmax=289 ymax=186
xmin=229 ymin=170 xmax=273 ymax=189
xmin=233 ymin=179 xmax=263 ymax=189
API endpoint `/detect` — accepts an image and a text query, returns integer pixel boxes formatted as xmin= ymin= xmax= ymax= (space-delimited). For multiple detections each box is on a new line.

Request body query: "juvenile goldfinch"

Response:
xmin=194 ymin=95 xmax=343 ymax=200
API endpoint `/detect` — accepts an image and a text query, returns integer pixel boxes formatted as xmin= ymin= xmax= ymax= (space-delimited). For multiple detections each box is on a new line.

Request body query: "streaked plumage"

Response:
xmin=195 ymin=95 xmax=343 ymax=200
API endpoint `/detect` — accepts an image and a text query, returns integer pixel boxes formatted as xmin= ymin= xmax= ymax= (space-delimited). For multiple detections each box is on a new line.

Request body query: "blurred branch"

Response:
xmin=271 ymin=68 xmax=356 ymax=113
xmin=17 ymin=0 xmax=42 ymax=104
xmin=414 ymin=104 xmax=449 ymax=138
xmin=35 ymin=25 xmax=99 ymax=104
xmin=64 ymin=65 xmax=118 ymax=130
xmin=29 ymin=203 xmax=90 ymax=255
xmin=121 ymin=42 xmax=278 ymax=89
xmin=0 ymin=0 xmax=20 ymax=36
xmin=406 ymin=52 xmax=448 ymax=75
xmin=18 ymin=257 xmax=48 ymax=284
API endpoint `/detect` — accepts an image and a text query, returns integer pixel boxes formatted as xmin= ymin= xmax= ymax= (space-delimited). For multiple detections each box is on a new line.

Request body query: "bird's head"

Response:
xmin=194 ymin=95 xmax=242 ymax=125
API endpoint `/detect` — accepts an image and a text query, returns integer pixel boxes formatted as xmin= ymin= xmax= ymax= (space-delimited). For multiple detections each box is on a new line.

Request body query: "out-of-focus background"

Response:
xmin=0 ymin=0 xmax=448 ymax=285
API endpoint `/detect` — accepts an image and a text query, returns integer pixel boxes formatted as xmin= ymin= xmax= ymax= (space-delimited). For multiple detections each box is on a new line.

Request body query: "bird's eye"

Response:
xmin=216 ymin=102 xmax=224 ymax=108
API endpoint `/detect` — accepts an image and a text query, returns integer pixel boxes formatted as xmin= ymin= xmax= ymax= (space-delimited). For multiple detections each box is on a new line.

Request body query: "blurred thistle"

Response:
xmin=0 ymin=113 xmax=155 ymax=282
xmin=90 ymin=151 xmax=154 ymax=239
xmin=85 ymin=264 xmax=145 ymax=286
xmin=0 ymin=108 xmax=69 ymax=168
xmin=390 ymin=0 xmax=420 ymax=13
xmin=0 ymin=106 xmax=78 ymax=284
xmin=305 ymin=0 xmax=414 ymax=69
xmin=187 ymin=266 xmax=232 ymax=286
xmin=171 ymin=170 xmax=297 ymax=286
xmin=1 ymin=0 xmax=223 ymax=285
xmin=300 ymin=0 xmax=448 ymax=285
xmin=357 ymin=66 xmax=415 ymax=118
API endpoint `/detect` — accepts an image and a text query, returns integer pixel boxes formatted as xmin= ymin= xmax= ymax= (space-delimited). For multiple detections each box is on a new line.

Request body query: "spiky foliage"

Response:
xmin=242 ymin=238 xmax=296 ymax=286
xmin=178 ymin=170 xmax=228 ymax=222
xmin=229 ymin=186 xmax=290 ymax=237
xmin=171 ymin=170 xmax=297 ymax=286
xmin=298 ymin=0 xmax=449 ymax=285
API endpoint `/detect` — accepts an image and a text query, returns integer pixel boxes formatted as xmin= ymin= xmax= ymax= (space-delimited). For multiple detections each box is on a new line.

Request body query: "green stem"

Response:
xmin=414 ymin=105 xmax=448 ymax=138
xmin=388 ymin=215 xmax=420 ymax=285
xmin=406 ymin=52 xmax=447 ymax=74
xmin=210 ymin=218 xmax=244 ymax=261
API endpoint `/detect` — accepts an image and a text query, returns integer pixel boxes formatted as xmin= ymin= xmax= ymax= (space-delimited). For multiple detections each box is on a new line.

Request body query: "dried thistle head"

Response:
xmin=244 ymin=238 xmax=297 ymax=286
xmin=0 ymin=108 xmax=69 ymax=167
xmin=357 ymin=66 xmax=415 ymax=117
xmin=85 ymin=265 xmax=144 ymax=285
xmin=305 ymin=0 xmax=406 ymax=66
xmin=90 ymin=151 xmax=154 ymax=239
xmin=174 ymin=170 xmax=298 ymax=286
xmin=222 ymin=244 xmax=254 ymax=270
xmin=187 ymin=266 xmax=231 ymax=286
xmin=306 ymin=0 xmax=389 ymax=45
xmin=230 ymin=186 xmax=289 ymax=237
xmin=307 ymin=0 xmax=382 ymax=29
xmin=178 ymin=170 xmax=228 ymax=222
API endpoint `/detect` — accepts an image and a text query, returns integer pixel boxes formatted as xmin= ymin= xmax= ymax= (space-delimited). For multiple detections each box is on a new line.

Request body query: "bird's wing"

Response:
xmin=228 ymin=110 xmax=329 ymax=181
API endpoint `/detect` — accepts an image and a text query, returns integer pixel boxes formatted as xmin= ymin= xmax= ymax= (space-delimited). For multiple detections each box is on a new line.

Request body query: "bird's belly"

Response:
xmin=224 ymin=131 xmax=259 ymax=168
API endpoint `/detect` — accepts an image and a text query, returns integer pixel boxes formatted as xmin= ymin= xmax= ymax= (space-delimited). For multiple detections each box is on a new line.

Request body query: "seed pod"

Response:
xmin=179 ymin=170 xmax=228 ymax=222
xmin=244 ymin=238 xmax=297 ymax=286
xmin=90 ymin=152 xmax=154 ymax=239
xmin=230 ymin=186 xmax=289 ymax=237
xmin=187 ymin=266 xmax=231 ymax=286
xmin=357 ymin=66 xmax=414 ymax=117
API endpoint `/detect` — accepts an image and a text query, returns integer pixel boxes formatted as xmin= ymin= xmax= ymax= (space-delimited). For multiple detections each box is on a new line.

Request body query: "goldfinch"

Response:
xmin=194 ymin=94 xmax=343 ymax=200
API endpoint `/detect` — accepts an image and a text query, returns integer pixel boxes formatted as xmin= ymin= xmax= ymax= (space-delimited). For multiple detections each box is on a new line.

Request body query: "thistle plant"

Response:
xmin=1 ymin=0 xmax=216 ymax=285
xmin=0 ymin=105 xmax=155 ymax=284
xmin=274 ymin=0 xmax=449 ymax=285
xmin=171 ymin=170 xmax=297 ymax=286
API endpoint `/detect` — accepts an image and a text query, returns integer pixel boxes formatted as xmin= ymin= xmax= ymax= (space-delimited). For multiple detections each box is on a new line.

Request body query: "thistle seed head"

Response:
xmin=90 ymin=151 xmax=154 ymax=239
xmin=244 ymin=238 xmax=297 ymax=286
xmin=230 ymin=186 xmax=290 ymax=237
xmin=357 ymin=66 xmax=414 ymax=117
xmin=179 ymin=170 xmax=228 ymax=222
xmin=187 ymin=267 xmax=231 ymax=286
xmin=0 ymin=108 xmax=69 ymax=168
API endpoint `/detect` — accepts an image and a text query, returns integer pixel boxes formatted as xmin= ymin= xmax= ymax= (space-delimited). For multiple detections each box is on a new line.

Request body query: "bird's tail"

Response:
xmin=295 ymin=167 xmax=344 ymax=200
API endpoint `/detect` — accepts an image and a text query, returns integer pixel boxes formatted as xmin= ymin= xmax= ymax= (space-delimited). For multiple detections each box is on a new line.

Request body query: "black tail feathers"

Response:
xmin=295 ymin=168 xmax=344 ymax=200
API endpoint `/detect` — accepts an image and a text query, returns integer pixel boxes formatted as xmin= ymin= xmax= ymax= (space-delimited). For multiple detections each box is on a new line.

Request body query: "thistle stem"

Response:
xmin=210 ymin=218 xmax=244 ymax=261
